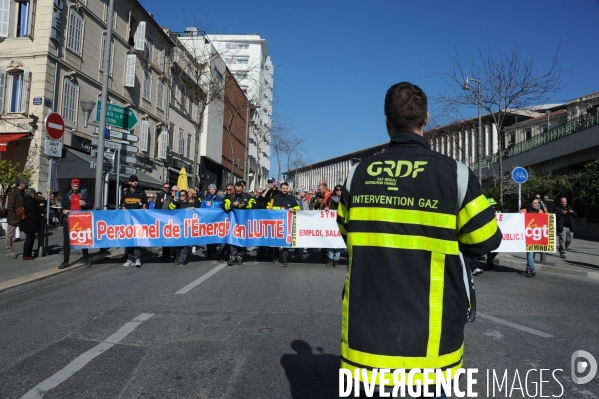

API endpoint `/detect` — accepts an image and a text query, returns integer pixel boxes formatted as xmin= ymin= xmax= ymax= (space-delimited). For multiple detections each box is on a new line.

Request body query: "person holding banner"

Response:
xmin=520 ymin=196 xmax=545 ymax=277
xmin=174 ymin=190 xmax=195 ymax=265
xmin=58 ymin=179 xmax=92 ymax=269
xmin=222 ymin=182 xmax=256 ymax=266
xmin=121 ymin=175 xmax=147 ymax=267
xmin=257 ymin=178 xmax=280 ymax=262
xmin=271 ymin=182 xmax=301 ymax=267
xmin=201 ymin=184 xmax=224 ymax=260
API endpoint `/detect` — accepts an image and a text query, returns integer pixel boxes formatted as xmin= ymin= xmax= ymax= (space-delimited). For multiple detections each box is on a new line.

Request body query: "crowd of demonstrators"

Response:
xmin=555 ymin=196 xmax=577 ymax=259
xmin=121 ymin=175 xmax=147 ymax=267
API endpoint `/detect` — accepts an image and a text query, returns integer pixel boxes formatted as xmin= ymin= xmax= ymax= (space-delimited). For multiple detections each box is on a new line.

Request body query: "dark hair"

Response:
xmin=180 ymin=190 xmax=188 ymax=196
xmin=280 ymin=182 xmax=289 ymax=188
xmin=334 ymin=185 xmax=343 ymax=192
xmin=384 ymin=82 xmax=428 ymax=133
xmin=234 ymin=182 xmax=243 ymax=188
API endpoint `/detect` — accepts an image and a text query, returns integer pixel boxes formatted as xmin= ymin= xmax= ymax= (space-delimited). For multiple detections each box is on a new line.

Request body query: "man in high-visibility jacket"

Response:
xmin=336 ymin=82 xmax=502 ymax=395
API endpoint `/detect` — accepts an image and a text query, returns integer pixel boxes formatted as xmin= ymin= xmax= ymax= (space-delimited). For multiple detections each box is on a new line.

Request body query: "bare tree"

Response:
xmin=269 ymin=113 xmax=297 ymax=181
xmin=431 ymin=43 xmax=566 ymax=202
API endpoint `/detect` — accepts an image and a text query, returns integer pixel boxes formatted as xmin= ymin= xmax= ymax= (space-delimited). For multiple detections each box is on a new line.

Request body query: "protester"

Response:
xmin=157 ymin=182 xmax=172 ymax=259
xmin=147 ymin=193 xmax=155 ymax=209
xmin=555 ymin=197 xmax=577 ymax=259
xmin=187 ymin=188 xmax=202 ymax=207
xmin=520 ymin=196 xmax=544 ymax=276
xmin=58 ymin=179 xmax=92 ymax=269
xmin=295 ymin=188 xmax=310 ymax=211
xmin=201 ymin=184 xmax=224 ymax=260
xmin=543 ymin=195 xmax=555 ymax=214
xmin=324 ymin=184 xmax=343 ymax=267
xmin=121 ymin=175 xmax=147 ymax=267
xmin=174 ymin=190 xmax=196 ymax=265
xmin=5 ymin=178 xmax=27 ymax=259
xmin=486 ymin=198 xmax=502 ymax=271
xmin=336 ymin=82 xmax=501 ymax=394
xmin=257 ymin=177 xmax=279 ymax=261
xmin=310 ymin=183 xmax=330 ymax=210
xmin=222 ymin=181 xmax=255 ymax=266
xmin=21 ymin=188 xmax=41 ymax=261
xmin=270 ymin=182 xmax=300 ymax=266
xmin=535 ymin=193 xmax=548 ymax=213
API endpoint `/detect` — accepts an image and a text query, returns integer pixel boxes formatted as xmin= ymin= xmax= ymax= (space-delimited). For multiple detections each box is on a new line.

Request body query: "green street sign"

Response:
xmin=94 ymin=101 xmax=140 ymax=130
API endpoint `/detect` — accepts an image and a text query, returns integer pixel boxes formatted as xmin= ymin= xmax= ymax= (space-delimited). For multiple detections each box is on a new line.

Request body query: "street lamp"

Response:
xmin=463 ymin=77 xmax=482 ymax=185
xmin=545 ymin=110 xmax=551 ymax=132
xmin=79 ymin=99 xmax=96 ymax=128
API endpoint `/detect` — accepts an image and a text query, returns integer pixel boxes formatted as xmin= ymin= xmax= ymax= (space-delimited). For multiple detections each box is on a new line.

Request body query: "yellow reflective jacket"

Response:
xmin=336 ymin=132 xmax=502 ymax=386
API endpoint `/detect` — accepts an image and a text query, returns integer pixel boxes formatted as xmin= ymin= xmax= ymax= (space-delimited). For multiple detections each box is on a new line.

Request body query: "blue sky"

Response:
xmin=140 ymin=0 xmax=599 ymax=176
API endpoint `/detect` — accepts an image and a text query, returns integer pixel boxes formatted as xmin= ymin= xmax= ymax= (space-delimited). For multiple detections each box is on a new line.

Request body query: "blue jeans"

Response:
xmin=527 ymin=252 xmax=536 ymax=271
xmin=328 ymin=248 xmax=341 ymax=261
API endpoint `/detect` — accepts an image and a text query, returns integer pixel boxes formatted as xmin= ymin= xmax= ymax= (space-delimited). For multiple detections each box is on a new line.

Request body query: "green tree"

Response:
xmin=0 ymin=160 xmax=34 ymax=206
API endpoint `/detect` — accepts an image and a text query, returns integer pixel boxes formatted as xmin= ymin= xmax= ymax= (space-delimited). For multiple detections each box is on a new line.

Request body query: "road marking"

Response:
xmin=20 ymin=313 xmax=154 ymax=399
xmin=477 ymin=312 xmax=554 ymax=338
xmin=175 ymin=263 xmax=227 ymax=295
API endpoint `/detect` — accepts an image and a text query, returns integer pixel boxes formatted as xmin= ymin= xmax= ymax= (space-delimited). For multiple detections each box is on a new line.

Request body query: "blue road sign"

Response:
xmin=512 ymin=167 xmax=528 ymax=184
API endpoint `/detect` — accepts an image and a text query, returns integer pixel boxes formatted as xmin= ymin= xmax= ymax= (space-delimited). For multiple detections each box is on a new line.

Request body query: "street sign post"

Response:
xmin=121 ymin=166 xmax=137 ymax=175
xmin=94 ymin=101 xmax=140 ymax=130
xmin=121 ymin=155 xmax=137 ymax=164
xmin=91 ymin=138 xmax=139 ymax=153
xmin=512 ymin=167 xmax=529 ymax=210
xmin=44 ymin=112 xmax=65 ymax=140
xmin=90 ymin=161 xmax=113 ymax=171
xmin=92 ymin=126 xmax=139 ymax=142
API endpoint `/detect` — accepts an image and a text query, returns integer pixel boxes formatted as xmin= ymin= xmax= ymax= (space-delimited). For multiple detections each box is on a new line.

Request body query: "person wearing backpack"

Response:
xmin=5 ymin=178 xmax=27 ymax=259
xmin=21 ymin=188 xmax=42 ymax=260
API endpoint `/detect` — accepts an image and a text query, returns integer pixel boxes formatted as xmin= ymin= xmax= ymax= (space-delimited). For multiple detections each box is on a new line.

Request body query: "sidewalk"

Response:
xmin=492 ymin=237 xmax=599 ymax=279
xmin=0 ymin=225 xmax=118 ymax=292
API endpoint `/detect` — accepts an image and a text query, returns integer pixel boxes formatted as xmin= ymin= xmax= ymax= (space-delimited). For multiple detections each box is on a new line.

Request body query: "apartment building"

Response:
xmin=207 ymin=33 xmax=273 ymax=191
xmin=0 ymin=0 xmax=210 ymax=204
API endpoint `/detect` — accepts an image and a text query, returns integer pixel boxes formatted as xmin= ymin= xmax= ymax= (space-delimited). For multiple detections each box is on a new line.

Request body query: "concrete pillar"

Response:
xmin=491 ymin=124 xmax=498 ymax=154
xmin=458 ymin=132 xmax=463 ymax=163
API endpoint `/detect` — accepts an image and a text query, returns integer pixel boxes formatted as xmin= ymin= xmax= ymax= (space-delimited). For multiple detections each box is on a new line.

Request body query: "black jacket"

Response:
xmin=21 ymin=197 xmax=41 ymax=233
xmin=555 ymin=204 xmax=577 ymax=233
xmin=63 ymin=188 xmax=93 ymax=211
xmin=258 ymin=187 xmax=279 ymax=209
xmin=121 ymin=188 xmax=147 ymax=210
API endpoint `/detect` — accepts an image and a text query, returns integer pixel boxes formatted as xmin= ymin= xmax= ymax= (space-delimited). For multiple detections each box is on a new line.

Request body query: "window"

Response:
xmin=157 ymin=79 xmax=164 ymax=110
xmin=124 ymin=54 xmax=136 ymax=87
xmin=103 ymin=0 xmax=116 ymax=31
xmin=187 ymin=134 xmax=191 ymax=158
xmin=159 ymin=46 xmax=165 ymax=71
xmin=236 ymin=58 xmax=249 ymax=65
xmin=238 ymin=44 xmax=249 ymax=50
xmin=158 ymin=129 xmax=168 ymax=159
xmin=127 ymin=12 xmax=136 ymax=46
xmin=525 ymin=130 xmax=531 ymax=141
xmin=145 ymin=33 xmax=153 ymax=62
xmin=134 ymin=21 xmax=145 ymax=51
xmin=168 ymin=122 xmax=174 ymax=151
xmin=188 ymin=95 xmax=193 ymax=115
xmin=195 ymin=101 xmax=203 ymax=124
xmin=100 ymin=33 xmax=114 ymax=75
xmin=180 ymin=86 xmax=185 ymax=108
xmin=140 ymin=120 xmax=149 ymax=152
xmin=143 ymin=67 xmax=151 ymax=100
xmin=0 ymin=0 xmax=9 ymax=37
xmin=67 ymin=8 xmax=83 ymax=55
xmin=62 ymin=79 xmax=77 ymax=123
xmin=1 ymin=67 xmax=30 ymax=114
xmin=16 ymin=0 xmax=33 ymax=37
xmin=178 ymin=128 xmax=184 ymax=154
xmin=235 ymin=72 xmax=248 ymax=80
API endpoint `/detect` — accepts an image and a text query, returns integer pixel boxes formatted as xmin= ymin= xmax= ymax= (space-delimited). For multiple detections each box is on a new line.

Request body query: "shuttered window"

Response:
xmin=62 ymin=79 xmax=77 ymax=122
xmin=0 ymin=67 xmax=6 ymax=114
xmin=134 ymin=21 xmax=145 ymax=51
xmin=157 ymin=79 xmax=164 ymax=110
xmin=159 ymin=130 xmax=168 ymax=159
xmin=178 ymin=128 xmax=184 ymax=154
xmin=143 ymin=68 xmax=151 ymax=100
xmin=140 ymin=120 xmax=149 ymax=152
xmin=67 ymin=9 xmax=83 ymax=55
xmin=0 ymin=0 xmax=9 ymax=38
xmin=125 ymin=54 xmax=136 ymax=87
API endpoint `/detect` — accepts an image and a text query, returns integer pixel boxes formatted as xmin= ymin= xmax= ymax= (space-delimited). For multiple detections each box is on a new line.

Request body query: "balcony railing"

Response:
xmin=470 ymin=111 xmax=599 ymax=171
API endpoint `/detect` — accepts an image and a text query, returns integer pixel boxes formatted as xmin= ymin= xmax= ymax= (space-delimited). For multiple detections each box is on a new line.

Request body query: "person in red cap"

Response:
xmin=58 ymin=179 xmax=93 ymax=269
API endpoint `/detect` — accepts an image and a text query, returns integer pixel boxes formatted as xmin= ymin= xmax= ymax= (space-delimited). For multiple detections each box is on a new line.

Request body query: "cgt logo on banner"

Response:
xmin=524 ymin=213 xmax=555 ymax=252
xmin=68 ymin=212 xmax=94 ymax=247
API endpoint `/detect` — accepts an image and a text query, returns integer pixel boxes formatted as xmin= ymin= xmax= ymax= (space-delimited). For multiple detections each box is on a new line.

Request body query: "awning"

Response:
xmin=0 ymin=133 xmax=29 ymax=152
xmin=59 ymin=149 xmax=163 ymax=189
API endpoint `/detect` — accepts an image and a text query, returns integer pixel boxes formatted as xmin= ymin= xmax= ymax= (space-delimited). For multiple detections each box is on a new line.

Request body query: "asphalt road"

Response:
xmin=0 ymin=248 xmax=598 ymax=399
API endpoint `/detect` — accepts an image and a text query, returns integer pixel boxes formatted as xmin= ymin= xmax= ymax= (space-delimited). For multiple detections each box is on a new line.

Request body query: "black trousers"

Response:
xmin=23 ymin=232 xmax=36 ymax=257
xmin=63 ymin=219 xmax=88 ymax=262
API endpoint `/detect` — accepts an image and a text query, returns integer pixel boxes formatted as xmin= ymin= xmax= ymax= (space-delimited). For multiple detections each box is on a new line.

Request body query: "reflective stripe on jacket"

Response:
xmin=336 ymin=132 xmax=502 ymax=386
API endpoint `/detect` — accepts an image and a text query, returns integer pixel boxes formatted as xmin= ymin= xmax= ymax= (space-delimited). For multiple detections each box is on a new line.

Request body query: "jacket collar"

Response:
xmin=389 ymin=132 xmax=430 ymax=149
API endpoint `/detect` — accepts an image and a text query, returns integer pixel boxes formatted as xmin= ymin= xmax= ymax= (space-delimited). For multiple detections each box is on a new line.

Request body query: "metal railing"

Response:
xmin=470 ymin=112 xmax=599 ymax=170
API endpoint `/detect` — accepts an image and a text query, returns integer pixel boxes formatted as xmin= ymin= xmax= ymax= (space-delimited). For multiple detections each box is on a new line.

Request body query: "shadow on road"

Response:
xmin=280 ymin=340 xmax=339 ymax=399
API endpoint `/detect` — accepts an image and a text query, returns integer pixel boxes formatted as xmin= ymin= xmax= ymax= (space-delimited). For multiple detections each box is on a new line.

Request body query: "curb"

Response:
xmin=496 ymin=256 xmax=599 ymax=280
xmin=0 ymin=251 xmax=120 ymax=294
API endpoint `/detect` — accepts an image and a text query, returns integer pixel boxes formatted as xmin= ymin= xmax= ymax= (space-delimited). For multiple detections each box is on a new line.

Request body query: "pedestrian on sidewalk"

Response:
xmin=59 ymin=179 xmax=93 ymax=269
xmin=121 ymin=175 xmax=147 ymax=267
xmin=21 ymin=188 xmax=41 ymax=261
xmin=5 ymin=178 xmax=27 ymax=259
xmin=520 ymin=196 xmax=545 ymax=277
xmin=555 ymin=197 xmax=577 ymax=259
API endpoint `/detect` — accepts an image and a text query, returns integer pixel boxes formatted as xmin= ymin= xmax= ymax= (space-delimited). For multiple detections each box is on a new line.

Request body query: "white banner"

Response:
xmin=294 ymin=210 xmax=345 ymax=248
xmin=292 ymin=211 xmax=556 ymax=253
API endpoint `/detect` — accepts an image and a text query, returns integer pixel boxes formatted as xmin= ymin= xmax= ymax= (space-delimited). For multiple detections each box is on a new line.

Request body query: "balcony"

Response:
xmin=471 ymin=112 xmax=599 ymax=174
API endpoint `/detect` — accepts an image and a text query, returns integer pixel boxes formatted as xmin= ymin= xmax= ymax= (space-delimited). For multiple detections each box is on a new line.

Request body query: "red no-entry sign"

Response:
xmin=44 ymin=112 xmax=65 ymax=140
